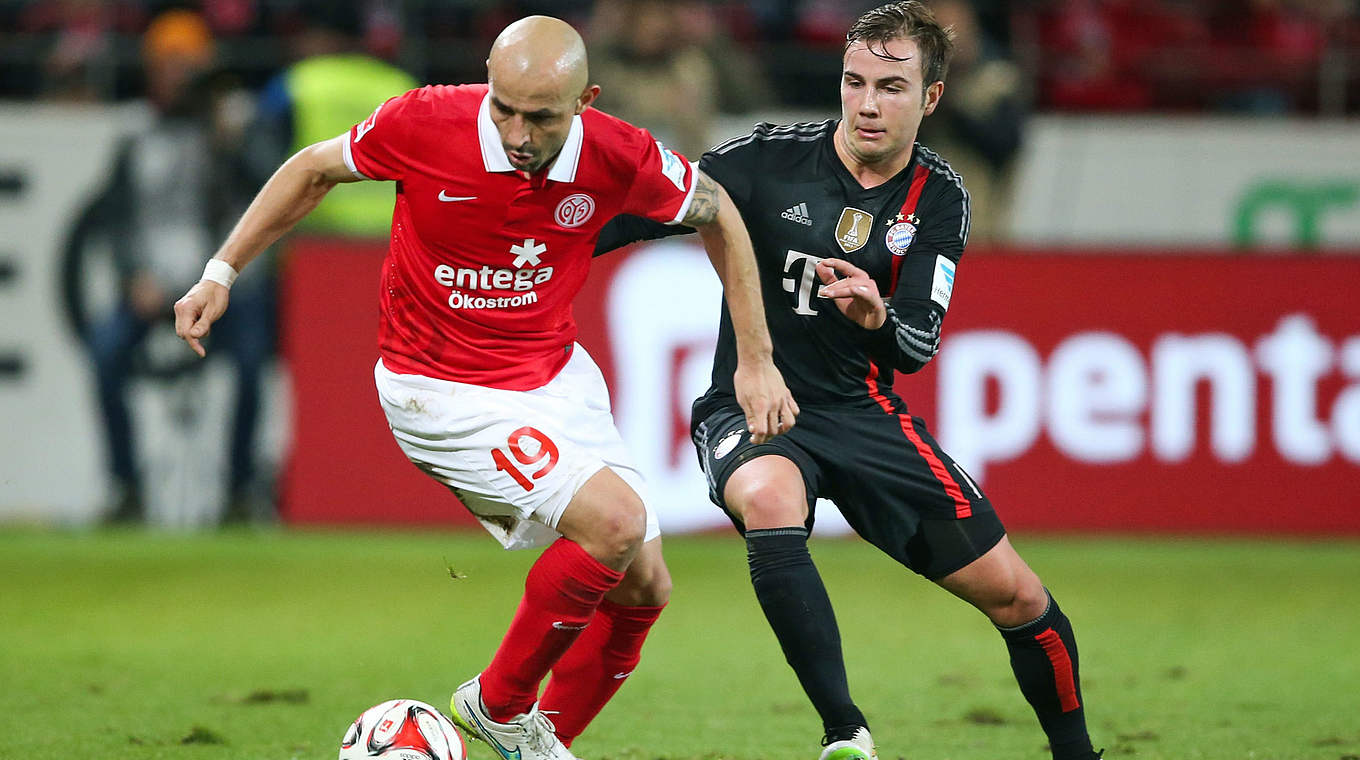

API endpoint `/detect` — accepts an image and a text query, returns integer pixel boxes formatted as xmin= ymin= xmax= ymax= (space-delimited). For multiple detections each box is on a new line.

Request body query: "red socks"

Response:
xmin=539 ymin=599 xmax=665 ymax=746
xmin=478 ymin=538 xmax=623 ymax=721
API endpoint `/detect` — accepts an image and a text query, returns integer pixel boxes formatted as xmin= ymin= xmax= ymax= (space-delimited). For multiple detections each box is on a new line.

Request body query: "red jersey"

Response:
xmin=343 ymin=84 xmax=697 ymax=389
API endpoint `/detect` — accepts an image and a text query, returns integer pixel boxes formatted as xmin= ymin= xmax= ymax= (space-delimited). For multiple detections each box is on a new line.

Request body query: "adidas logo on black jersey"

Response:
xmin=781 ymin=202 xmax=813 ymax=226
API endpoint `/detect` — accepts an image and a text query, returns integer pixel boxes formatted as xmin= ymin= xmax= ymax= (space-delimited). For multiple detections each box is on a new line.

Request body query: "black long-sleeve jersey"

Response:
xmin=595 ymin=120 xmax=970 ymax=411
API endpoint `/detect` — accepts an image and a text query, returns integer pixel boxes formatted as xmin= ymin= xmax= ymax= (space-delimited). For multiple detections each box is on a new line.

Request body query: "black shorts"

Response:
xmin=691 ymin=396 xmax=1006 ymax=580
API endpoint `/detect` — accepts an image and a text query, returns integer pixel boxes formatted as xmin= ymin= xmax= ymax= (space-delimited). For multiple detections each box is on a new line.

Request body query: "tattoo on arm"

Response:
xmin=682 ymin=172 xmax=720 ymax=226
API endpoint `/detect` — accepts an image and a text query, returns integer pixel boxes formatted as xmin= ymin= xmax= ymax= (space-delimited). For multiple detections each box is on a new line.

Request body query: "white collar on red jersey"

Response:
xmin=477 ymin=93 xmax=584 ymax=182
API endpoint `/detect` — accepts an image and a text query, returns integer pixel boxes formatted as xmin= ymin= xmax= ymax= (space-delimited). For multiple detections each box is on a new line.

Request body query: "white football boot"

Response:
xmin=450 ymin=674 xmax=577 ymax=760
xmin=818 ymin=726 xmax=878 ymax=760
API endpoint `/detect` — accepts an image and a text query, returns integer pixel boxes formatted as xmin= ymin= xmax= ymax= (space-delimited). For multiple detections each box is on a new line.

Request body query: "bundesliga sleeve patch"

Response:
xmin=655 ymin=141 xmax=688 ymax=192
xmin=354 ymin=102 xmax=383 ymax=142
xmin=931 ymin=255 xmax=956 ymax=310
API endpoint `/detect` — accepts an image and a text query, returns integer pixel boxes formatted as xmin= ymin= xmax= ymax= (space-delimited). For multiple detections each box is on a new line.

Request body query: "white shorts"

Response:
xmin=374 ymin=345 xmax=660 ymax=550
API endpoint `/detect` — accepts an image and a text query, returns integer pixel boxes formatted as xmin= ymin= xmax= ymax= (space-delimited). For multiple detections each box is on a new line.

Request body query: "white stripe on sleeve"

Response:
xmin=667 ymin=161 xmax=700 ymax=225
xmin=340 ymin=132 xmax=370 ymax=180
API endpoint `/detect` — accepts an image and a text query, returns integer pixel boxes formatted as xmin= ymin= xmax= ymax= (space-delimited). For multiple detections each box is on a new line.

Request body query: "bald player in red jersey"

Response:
xmin=174 ymin=16 xmax=797 ymax=760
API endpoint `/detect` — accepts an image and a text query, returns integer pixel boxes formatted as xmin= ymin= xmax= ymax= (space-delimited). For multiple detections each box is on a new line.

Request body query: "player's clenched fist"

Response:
xmin=173 ymin=281 xmax=230 ymax=358
xmin=734 ymin=359 xmax=800 ymax=444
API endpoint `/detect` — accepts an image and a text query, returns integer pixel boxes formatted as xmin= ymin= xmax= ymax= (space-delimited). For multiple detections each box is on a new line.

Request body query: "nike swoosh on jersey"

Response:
xmin=438 ymin=191 xmax=477 ymax=202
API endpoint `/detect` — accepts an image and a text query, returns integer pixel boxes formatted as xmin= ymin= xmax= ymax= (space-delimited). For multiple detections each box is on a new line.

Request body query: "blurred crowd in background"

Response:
xmin=12 ymin=0 xmax=1360 ymax=247
xmin=5 ymin=0 xmax=1360 ymax=115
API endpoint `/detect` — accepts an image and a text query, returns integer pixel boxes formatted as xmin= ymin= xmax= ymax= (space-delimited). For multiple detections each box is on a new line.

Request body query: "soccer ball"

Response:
xmin=339 ymin=699 xmax=467 ymax=760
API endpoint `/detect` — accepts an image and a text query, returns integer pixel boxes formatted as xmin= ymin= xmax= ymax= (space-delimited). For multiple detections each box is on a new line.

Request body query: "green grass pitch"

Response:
xmin=2 ymin=528 xmax=1357 ymax=760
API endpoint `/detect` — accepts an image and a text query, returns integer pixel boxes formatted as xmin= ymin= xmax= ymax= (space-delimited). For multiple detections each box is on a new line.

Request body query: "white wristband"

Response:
xmin=201 ymin=259 xmax=239 ymax=289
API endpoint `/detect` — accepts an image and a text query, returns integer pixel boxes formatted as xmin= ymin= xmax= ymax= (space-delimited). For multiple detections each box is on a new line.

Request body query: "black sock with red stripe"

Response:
xmin=997 ymin=590 xmax=1097 ymax=760
xmin=746 ymin=527 xmax=868 ymax=735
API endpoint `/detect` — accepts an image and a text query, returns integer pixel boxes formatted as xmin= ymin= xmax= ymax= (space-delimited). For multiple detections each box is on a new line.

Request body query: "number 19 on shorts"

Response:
xmin=491 ymin=426 xmax=559 ymax=491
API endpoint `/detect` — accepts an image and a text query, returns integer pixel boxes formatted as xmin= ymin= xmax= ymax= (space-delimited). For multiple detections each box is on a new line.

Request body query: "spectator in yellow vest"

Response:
xmin=243 ymin=4 xmax=418 ymax=238
xmin=210 ymin=6 xmax=415 ymax=522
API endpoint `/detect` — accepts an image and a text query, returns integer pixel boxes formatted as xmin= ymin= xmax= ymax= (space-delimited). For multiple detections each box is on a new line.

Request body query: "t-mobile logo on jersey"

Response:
xmin=782 ymin=249 xmax=823 ymax=316
xmin=431 ymin=238 xmax=555 ymax=310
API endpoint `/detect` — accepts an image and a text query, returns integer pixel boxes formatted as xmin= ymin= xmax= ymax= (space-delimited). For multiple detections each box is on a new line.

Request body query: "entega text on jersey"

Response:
xmin=597 ymin=120 xmax=971 ymax=410
xmin=345 ymin=83 xmax=697 ymax=391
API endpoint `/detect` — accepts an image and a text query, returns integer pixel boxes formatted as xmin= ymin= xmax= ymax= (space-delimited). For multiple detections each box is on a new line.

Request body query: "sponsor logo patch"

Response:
xmin=835 ymin=207 xmax=874 ymax=253
xmin=656 ymin=141 xmax=688 ymax=192
xmin=930 ymin=255 xmax=956 ymax=310
xmin=431 ymin=238 xmax=555 ymax=311
xmin=509 ymin=238 xmax=546 ymax=268
xmin=713 ymin=430 xmax=744 ymax=460
xmin=354 ymin=103 xmax=383 ymax=142
xmin=781 ymin=202 xmax=813 ymax=226
xmin=554 ymin=193 xmax=596 ymax=227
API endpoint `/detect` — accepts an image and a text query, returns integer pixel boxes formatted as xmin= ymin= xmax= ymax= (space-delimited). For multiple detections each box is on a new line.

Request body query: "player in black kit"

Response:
xmin=594 ymin=4 xmax=1101 ymax=760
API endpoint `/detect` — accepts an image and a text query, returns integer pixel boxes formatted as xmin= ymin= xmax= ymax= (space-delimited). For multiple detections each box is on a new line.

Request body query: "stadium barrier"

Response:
xmin=282 ymin=238 xmax=1360 ymax=535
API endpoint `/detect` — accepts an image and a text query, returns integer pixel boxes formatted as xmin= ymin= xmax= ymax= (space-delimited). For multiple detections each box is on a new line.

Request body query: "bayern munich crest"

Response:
xmin=885 ymin=214 xmax=919 ymax=255
xmin=555 ymin=193 xmax=596 ymax=228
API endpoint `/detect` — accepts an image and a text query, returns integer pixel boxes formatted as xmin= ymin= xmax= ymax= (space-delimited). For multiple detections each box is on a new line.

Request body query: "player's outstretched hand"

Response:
xmin=734 ymin=359 xmax=800 ymax=444
xmin=816 ymin=258 xmax=887 ymax=330
xmin=173 ymin=281 xmax=231 ymax=358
